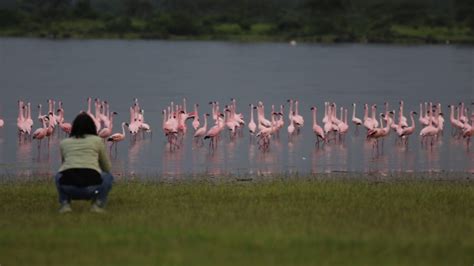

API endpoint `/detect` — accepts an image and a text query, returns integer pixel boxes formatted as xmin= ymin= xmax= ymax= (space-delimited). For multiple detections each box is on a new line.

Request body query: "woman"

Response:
xmin=55 ymin=112 xmax=114 ymax=213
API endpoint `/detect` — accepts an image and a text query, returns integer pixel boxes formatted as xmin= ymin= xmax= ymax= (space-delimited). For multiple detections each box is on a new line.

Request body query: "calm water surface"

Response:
xmin=0 ymin=38 xmax=473 ymax=177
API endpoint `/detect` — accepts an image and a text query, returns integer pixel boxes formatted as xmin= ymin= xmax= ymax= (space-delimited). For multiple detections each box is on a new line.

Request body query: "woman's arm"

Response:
xmin=98 ymin=139 xmax=112 ymax=172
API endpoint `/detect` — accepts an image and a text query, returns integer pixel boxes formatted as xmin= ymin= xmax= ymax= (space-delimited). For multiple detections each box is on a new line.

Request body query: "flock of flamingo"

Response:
xmin=2 ymin=98 xmax=473 ymax=155
xmin=161 ymin=99 xmax=473 ymax=152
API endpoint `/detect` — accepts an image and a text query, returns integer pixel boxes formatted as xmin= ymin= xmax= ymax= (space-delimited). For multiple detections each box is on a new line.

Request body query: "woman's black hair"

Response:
xmin=70 ymin=112 xmax=97 ymax=138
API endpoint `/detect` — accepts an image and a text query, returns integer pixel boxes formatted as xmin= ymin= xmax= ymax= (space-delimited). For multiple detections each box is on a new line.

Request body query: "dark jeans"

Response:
xmin=54 ymin=172 xmax=114 ymax=206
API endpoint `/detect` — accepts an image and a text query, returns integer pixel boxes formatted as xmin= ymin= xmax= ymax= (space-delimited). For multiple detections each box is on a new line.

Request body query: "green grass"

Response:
xmin=0 ymin=179 xmax=473 ymax=265
xmin=392 ymin=25 xmax=474 ymax=43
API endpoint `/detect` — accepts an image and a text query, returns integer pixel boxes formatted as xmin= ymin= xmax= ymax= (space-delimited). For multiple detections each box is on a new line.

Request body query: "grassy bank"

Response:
xmin=1 ymin=179 xmax=473 ymax=265
xmin=1 ymin=18 xmax=474 ymax=44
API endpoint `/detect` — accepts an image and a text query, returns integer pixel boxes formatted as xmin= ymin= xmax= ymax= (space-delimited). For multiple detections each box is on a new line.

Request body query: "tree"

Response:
xmin=73 ymin=0 xmax=97 ymax=18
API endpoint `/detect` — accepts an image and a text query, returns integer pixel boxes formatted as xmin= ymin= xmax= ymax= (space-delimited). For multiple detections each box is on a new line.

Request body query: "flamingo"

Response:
xmin=256 ymin=112 xmax=277 ymax=150
xmin=248 ymin=104 xmax=257 ymax=135
xmin=292 ymin=100 xmax=304 ymax=130
xmin=204 ymin=113 xmax=224 ymax=150
xmin=25 ymin=103 xmax=33 ymax=134
xmin=420 ymin=103 xmax=440 ymax=147
xmin=108 ymin=122 xmax=128 ymax=154
xmin=338 ymin=108 xmax=349 ymax=138
xmin=32 ymin=117 xmax=49 ymax=149
xmin=98 ymin=112 xmax=118 ymax=139
xmin=352 ymin=103 xmax=362 ymax=129
xmin=363 ymin=104 xmax=374 ymax=131
xmin=57 ymin=108 xmax=72 ymax=136
xmin=448 ymin=104 xmax=463 ymax=135
xmin=419 ymin=103 xmax=429 ymax=126
xmin=17 ymin=101 xmax=28 ymax=138
xmin=192 ymin=104 xmax=200 ymax=130
xmin=399 ymin=101 xmax=408 ymax=127
xmin=194 ymin=113 xmax=209 ymax=144
xmin=398 ymin=111 xmax=417 ymax=145
xmin=367 ymin=113 xmax=392 ymax=152
xmin=463 ymin=126 xmax=473 ymax=148
xmin=288 ymin=111 xmax=295 ymax=136
xmin=311 ymin=107 xmax=325 ymax=146
xmin=257 ymin=101 xmax=272 ymax=129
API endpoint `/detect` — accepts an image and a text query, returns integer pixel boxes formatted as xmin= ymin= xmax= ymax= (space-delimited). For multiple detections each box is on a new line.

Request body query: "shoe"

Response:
xmin=59 ymin=203 xmax=72 ymax=214
xmin=90 ymin=201 xmax=106 ymax=213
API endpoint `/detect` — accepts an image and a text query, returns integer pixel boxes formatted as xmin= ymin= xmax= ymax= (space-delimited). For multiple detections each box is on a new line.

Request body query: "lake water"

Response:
xmin=0 ymin=38 xmax=473 ymax=178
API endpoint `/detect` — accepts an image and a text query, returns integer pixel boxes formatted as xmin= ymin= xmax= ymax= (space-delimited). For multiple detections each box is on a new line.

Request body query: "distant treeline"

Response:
xmin=0 ymin=0 xmax=473 ymax=43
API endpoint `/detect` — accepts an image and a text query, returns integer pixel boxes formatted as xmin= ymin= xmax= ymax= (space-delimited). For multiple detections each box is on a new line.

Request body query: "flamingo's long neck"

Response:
xmin=344 ymin=109 xmax=348 ymax=124
xmin=27 ymin=103 xmax=31 ymax=120
xmin=203 ymin=115 xmax=207 ymax=130
xmin=162 ymin=110 xmax=166 ymax=129
xmin=352 ymin=104 xmax=356 ymax=119
xmin=371 ymin=106 xmax=376 ymax=120
xmin=18 ymin=102 xmax=23 ymax=121
xmin=385 ymin=116 xmax=392 ymax=131
xmin=324 ymin=102 xmax=328 ymax=118
xmin=295 ymin=101 xmax=299 ymax=116
xmin=250 ymin=105 xmax=254 ymax=123
xmin=450 ymin=105 xmax=454 ymax=121
xmin=364 ymin=104 xmax=368 ymax=120
xmin=420 ymin=103 xmax=423 ymax=119
xmin=87 ymin=98 xmax=91 ymax=114
xmin=312 ymin=109 xmax=316 ymax=126
xmin=429 ymin=103 xmax=433 ymax=124
xmin=122 ymin=123 xmax=126 ymax=136
xmin=289 ymin=100 xmax=294 ymax=119
xmin=410 ymin=113 xmax=415 ymax=129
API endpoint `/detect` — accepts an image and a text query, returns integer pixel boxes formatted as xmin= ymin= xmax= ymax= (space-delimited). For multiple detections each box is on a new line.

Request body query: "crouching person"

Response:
xmin=55 ymin=112 xmax=114 ymax=213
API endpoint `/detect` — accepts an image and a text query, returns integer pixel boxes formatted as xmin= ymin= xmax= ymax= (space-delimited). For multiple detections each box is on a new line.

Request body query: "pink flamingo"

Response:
xmin=98 ymin=112 xmax=118 ymax=139
xmin=32 ymin=116 xmax=49 ymax=150
xmin=256 ymin=112 xmax=277 ymax=150
xmin=419 ymin=103 xmax=429 ymax=126
xmin=338 ymin=108 xmax=349 ymax=139
xmin=399 ymin=101 xmax=408 ymax=127
xmin=463 ymin=126 xmax=473 ymax=148
xmin=108 ymin=122 xmax=127 ymax=154
xmin=367 ymin=113 xmax=392 ymax=153
xmin=420 ymin=103 xmax=440 ymax=147
xmin=194 ymin=113 xmax=209 ymax=144
xmin=293 ymin=100 xmax=304 ymax=130
xmin=192 ymin=104 xmax=200 ymax=130
xmin=363 ymin=103 xmax=374 ymax=131
xmin=288 ymin=111 xmax=295 ymax=136
xmin=311 ymin=107 xmax=325 ymax=146
xmin=448 ymin=104 xmax=463 ymax=136
xmin=248 ymin=104 xmax=257 ymax=135
xmin=24 ymin=103 xmax=33 ymax=134
xmin=17 ymin=101 xmax=28 ymax=139
xmin=398 ymin=111 xmax=417 ymax=145
xmin=351 ymin=103 xmax=362 ymax=130
xmin=57 ymin=109 xmax=72 ymax=136
xmin=204 ymin=113 xmax=224 ymax=150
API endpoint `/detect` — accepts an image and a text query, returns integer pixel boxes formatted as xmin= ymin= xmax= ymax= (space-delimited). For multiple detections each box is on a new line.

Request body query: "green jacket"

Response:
xmin=59 ymin=135 xmax=111 ymax=174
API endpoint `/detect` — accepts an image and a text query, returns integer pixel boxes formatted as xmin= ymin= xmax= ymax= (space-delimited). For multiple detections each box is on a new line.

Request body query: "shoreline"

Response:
xmin=1 ymin=32 xmax=474 ymax=45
